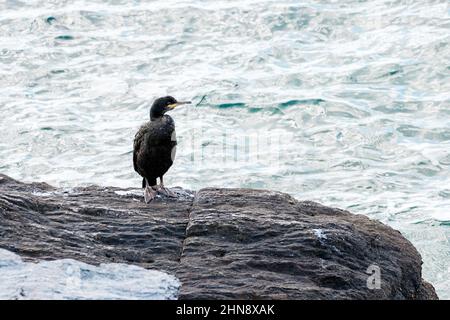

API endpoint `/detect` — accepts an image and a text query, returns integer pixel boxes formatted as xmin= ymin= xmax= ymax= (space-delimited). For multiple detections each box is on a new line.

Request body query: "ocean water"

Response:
xmin=0 ymin=0 xmax=449 ymax=298
xmin=0 ymin=249 xmax=180 ymax=299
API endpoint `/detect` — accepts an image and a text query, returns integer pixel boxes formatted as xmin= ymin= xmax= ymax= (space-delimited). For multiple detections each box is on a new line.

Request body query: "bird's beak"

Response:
xmin=167 ymin=101 xmax=191 ymax=110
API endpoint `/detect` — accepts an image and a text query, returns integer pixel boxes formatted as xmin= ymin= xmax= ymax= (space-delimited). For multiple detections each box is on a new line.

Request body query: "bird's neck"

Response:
xmin=150 ymin=114 xmax=172 ymax=122
xmin=150 ymin=107 xmax=164 ymax=120
xmin=150 ymin=112 xmax=164 ymax=121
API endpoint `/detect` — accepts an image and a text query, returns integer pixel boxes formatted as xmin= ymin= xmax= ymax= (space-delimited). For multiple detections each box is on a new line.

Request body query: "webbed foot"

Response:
xmin=157 ymin=185 xmax=176 ymax=198
xmin=144 ymin=186 xmax=158 ymax=203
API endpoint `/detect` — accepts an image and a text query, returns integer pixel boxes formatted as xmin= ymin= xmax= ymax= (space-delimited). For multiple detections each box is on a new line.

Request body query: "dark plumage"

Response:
xmin=133 ymin=96 xmax=190 ymax=202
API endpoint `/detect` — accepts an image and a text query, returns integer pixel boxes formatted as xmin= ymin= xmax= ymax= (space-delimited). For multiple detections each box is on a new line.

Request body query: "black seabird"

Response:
xmin=133 ymin=96 xmax=191 ymax=203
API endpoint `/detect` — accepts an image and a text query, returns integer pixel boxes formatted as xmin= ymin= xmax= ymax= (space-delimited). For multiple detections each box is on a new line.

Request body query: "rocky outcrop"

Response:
xmin=0 ymin=174 xmax=438 ymax=299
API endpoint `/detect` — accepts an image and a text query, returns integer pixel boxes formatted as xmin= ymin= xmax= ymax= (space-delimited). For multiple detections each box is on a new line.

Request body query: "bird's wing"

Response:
xmin=133 ymin=124 xmax=148 ymax=173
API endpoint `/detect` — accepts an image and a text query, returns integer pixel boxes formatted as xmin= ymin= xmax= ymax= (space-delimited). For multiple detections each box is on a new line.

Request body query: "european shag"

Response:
xmin=133 ymin=96 xmax=191 ymax=203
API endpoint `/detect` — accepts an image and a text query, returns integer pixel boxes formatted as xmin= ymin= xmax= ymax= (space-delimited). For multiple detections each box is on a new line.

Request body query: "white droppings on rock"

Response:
xmin=31 ymin=191 xmax=55 ymax=197
xmin=114 ymin=189 xmax=142 ymax=196
xmin=313 ymin=228 xmax=327 ymax=240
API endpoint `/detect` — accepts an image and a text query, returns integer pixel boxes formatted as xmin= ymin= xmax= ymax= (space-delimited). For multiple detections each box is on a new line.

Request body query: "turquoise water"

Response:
xmin=0 ymin=0 xmax=449 ymax=298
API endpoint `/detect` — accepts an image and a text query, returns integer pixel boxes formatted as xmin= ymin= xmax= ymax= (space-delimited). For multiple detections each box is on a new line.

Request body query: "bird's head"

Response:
xmin=150 ymin=96 xmax=191 ymax=120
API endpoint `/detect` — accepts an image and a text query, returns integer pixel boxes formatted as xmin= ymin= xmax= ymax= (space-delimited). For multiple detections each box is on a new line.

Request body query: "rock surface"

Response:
xmin=0 ymin=174 xmax=438 ymax=300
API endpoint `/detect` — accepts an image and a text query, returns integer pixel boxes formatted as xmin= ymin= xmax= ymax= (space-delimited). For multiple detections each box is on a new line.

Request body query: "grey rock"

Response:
xmin=0 ymin=174 xmax=438 ymax=299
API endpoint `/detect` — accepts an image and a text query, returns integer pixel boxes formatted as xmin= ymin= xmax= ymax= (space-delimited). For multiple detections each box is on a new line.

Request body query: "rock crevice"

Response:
xmin=177 ymin=191 xmax=197 ymax=263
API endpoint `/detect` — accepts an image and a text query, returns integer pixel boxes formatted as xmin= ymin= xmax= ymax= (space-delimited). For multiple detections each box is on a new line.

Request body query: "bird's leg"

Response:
xmin=143 ymin=178 xmax=158 ymax=203
xmin=157 ymin=176 xmax=176 ymax=197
